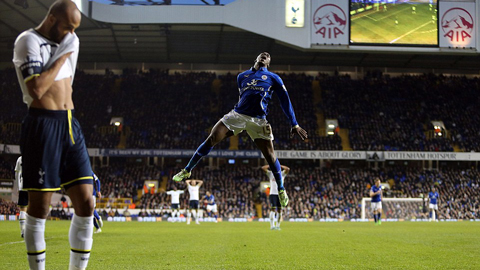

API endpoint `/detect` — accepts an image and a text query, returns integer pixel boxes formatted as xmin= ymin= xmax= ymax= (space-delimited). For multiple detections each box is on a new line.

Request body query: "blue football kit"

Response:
xmin=429 ymin=192 xmax=439 ymax=204
xmin=235 ymin=67 xmax=298 ymax=126
xmin=371 ymin=185 xmax=382 ymax=202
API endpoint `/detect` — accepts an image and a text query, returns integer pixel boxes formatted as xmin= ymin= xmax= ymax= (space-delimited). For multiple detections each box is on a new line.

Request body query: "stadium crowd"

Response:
xmin=321 ymin=73 xmax=480 ymax=151
xmin=1 ymin=154 xmax=478 ymax=220
xmin=0 ymin=68 xmax=339 ymax=150
xmin=2 ymin=69 xmax=480 ymax=152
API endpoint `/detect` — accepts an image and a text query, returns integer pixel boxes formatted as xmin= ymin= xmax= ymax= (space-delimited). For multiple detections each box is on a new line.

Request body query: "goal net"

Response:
xmin=361 ymin=198 xmax=426 ymax=221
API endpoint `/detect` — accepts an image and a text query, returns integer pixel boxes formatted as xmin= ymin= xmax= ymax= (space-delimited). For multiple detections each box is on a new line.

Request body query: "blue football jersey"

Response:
xmin=429 ymin=192 xmax=439 ymax=204
xmin=234 ymin=67 xmax=298 ymax=126
xmin=371 ymin=185 xmax=382 ymax=202
xmin=205 ymin=194 xmax=216 ymax=205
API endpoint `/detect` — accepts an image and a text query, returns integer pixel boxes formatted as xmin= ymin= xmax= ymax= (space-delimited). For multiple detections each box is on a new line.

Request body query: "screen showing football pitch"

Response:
xmin=350 ymin=0 xmax=438 ymax=46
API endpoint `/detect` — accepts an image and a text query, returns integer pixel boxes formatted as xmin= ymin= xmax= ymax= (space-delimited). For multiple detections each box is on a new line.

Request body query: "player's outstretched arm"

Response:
xmin=261 ymin=165 xmax=269 ymax=173
xmin=290 ymin=125 xmax=308 ymax=140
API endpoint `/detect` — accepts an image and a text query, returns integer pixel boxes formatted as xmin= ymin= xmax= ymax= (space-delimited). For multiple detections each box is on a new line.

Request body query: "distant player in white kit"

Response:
xmin=428 ymin=186 xmax=439 ymax=222
xmin=166 ymin=186 xmax=184 ymax=222
xmin=369 ymin=178 xmax=383 ymax=225
xmin=262 ymin=164 xmax=290 ymax=230
xmin=203 ymin=191 xmax=218 ymax=223
xmin=186 ymin=180 xmax=203 ymax=225
xmin=14 ymin=156 xmax=28 ymax=238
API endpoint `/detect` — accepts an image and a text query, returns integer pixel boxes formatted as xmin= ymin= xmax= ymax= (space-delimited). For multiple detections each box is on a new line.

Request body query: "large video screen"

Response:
xmin=350 ymin=0 xmax=438 ymax=46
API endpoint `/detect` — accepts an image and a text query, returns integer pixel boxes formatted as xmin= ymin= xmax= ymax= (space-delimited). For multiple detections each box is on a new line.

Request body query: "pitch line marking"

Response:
xmin=389 ymin=21 xmax=433 ymax=44
xmin=0 ymin=236 xmax=62 ymax=247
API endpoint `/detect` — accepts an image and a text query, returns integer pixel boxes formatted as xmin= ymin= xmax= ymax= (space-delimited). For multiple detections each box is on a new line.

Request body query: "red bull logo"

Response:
xmin=313 ymin=4 xmax=347 ymax=40
xmin=441 ymin=8 xmax=474 ymax=44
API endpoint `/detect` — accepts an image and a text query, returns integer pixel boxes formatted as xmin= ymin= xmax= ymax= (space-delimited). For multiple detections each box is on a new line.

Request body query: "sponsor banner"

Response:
xmin=228 ymin=218 xmax=248 ymax=222
xmin=318 ymin=218 xmax=342 ymax=222
xmin=288 ymin=218 xmax=310 ymax=222
xmin=311 ymin=0 xmax=349 ymax=45
xmin=5 ymin=143 xmax=480 ymax=161
xmin=98 ymin=149 xmax=262 ymax=158
xmin=0 ymin=180 xmax=13 ymax=188
xmin=0 ymin=144 xmax=20 ymax=154
xmin=439 ymin=2 xmax=476 ymax=48
xmin=384 ymin=151 xmax=480 ymax=161
xmin=276 ymin=150 xmax=366 ymax=160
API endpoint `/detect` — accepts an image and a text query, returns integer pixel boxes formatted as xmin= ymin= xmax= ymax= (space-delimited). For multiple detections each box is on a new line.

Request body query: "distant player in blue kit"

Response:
xmin=203 ymin=191 xmax=218 ymax=223
xmin=92 ymin=173 xmax=103 ymax=233
xmin=428 ymin=186 xmax=439 ymax=222
xmin=370 ymin=178 xmax=383 ymax=225
xmin=173 ymin=52 xmax=308 ymax=208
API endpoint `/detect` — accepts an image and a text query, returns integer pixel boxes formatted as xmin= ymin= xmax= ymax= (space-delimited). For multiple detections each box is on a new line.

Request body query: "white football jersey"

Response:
xmin=188 ymin=185 xmax=200 ymax=201
xmin=166 ymin=190 xmax=184 ymax=204
xmin=267 ymin=170 xmax=287 ymax=195
xmin=12 ymin=29 xmax=79 ymax=107
xmin=14 ymin=156 xmax=23 ymax=192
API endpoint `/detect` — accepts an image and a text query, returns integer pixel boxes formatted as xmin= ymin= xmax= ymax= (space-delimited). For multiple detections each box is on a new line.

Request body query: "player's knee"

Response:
xmin=27 ymin=205 xmax=50 ymax=219
xmin=74 ymin=196 xmax=94 ymax=217
xmin=206 ymin=135 xmax=219 ymax=146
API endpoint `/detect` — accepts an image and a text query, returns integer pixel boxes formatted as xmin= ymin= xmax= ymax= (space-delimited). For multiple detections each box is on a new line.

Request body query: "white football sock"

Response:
xmin=191 ymin=210 xmax=197 ymax=221
xmin=19 ymin=211 xmax=27 ymax=235
xmin=187 ymin=212 xmax=191 ymax=224
xmin=25 ymin=214 xmax=46 ymax=270
xmin=269 ymin=212 xmax=275 ymax=228
xmin=69 ymin=214 xmax=93 ymax=270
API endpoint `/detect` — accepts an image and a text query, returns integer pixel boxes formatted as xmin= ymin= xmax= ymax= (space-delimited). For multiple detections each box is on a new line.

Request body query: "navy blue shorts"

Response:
xmin=18 ymin=190 xmax=29 ymax=207
xmin=189 ymin=200 xmax=199 ymax=209
xmin=171 ymin=203 xmax=179 ymax=209
xmin=269 ymin=195 xmax=281 ymax=209
xmin=20 ymin=108 xmax=93 ymax=191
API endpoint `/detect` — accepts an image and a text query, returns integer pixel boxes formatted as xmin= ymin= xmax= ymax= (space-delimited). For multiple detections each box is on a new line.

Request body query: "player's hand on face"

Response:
xmin=290 ymin=126 xmax=308 ymax=140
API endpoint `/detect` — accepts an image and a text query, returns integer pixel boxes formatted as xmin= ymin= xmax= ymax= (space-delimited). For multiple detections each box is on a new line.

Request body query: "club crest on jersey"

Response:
xmin=38 ymin=168 xmax=45 ymax=184
xmin=262 ymin=75 xmax=267 ymax=80
xmin=247 ymin=79 xmax=258 ymax=86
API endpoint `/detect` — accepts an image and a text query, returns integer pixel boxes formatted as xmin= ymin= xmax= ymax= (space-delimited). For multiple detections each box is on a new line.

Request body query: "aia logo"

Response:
xmin=441 ymin=8 xmax=474 ymax=43
xmin=313 ymin=4 xmax=347 ymax=39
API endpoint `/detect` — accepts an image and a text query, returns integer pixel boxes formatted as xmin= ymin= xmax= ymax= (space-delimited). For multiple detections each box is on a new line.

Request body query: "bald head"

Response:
xmin=37 ymin=0 xmax=81 ymax=43
xmin=49 ymin=0 xmax=81 ymax=24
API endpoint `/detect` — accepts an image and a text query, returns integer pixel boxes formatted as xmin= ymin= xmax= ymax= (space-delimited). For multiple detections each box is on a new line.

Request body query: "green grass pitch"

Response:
xmin=1 ymin=221 xmax=479 ymax=269
xmin=351 ymin=3 xmax=438 ymax=45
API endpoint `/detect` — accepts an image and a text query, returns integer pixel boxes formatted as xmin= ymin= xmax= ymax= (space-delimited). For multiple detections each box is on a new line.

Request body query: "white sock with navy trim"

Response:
xmin=19 ymin=211 xmax=27 ymax=236
xmin=69 ymin=214 xmax=93 ymax=270
xmin=25 ymin=214 xmax=46 ymax=270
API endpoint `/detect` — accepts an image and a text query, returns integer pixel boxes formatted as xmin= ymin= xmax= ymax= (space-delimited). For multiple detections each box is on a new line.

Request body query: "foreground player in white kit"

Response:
xmin=262 ymin=164 xmax=290 ymax=230
xmin=13 ymin=1 xmax=94 ymax=269
xmin=186 ymin=180 xmax=203 ymax=225
xmin=166 ymin=186 xmax=184 ymax=222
